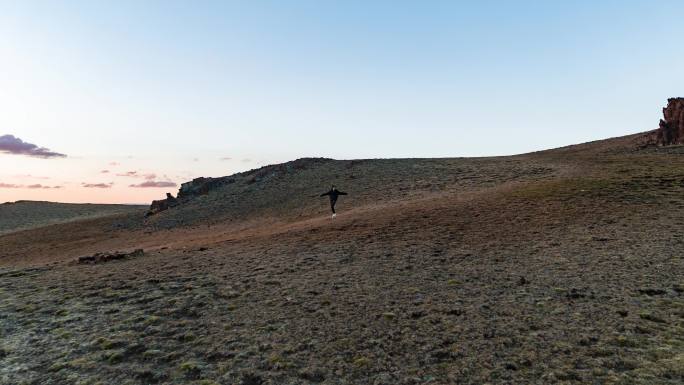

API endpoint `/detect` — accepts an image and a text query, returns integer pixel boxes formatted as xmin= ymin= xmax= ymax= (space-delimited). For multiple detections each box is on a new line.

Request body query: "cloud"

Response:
xmin=82 ymin=182 xmax=113 ymax=188
xmin=109 ymin=162 xmax=120 ymax=166
xmin=116 ymin=171 xmax=139 ymax=177
xmin=0 ymin=183 xmax=62 ymax=189
xmin=115 ymin=171 xmax=157 ymax=180
xmin=0 ymin=135 xmax=66 ymax=158
xmin=220 ymin=157 xmax=232 ymax=161
xmin=129 ymin=181 xmax=177 ymax=188
xmin=193 ymin=158 xmax=199 ymax=162
xmin=100 ymin=170 xmax=110 ymax=174
xmin=27 ymin=184 xmax=62 ymax=189
xmin=241 ymin=158 xmax=251 ymax=163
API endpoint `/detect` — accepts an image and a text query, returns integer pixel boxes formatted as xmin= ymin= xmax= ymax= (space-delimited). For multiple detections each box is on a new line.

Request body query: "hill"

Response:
xmin=0 ymin=200 xmax=145 ymax=236
xmin=0 ymin=130 xmax=682 ymax=384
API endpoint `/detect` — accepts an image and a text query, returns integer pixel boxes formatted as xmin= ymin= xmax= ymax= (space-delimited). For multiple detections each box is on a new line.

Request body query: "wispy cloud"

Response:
xmin=115 ymin=171 xmax=157 ymax=180
xmin=116 ymin=171 xmax=139 ymax=177
xmin=27 ymin=184 xmax=62 ymax=189
xmin=0 ymin=135 xmax=66 ymax=158
xmin=241 ymin=158 xmax=251 ymax=163
xmin=100 ymin=170 xmax=110 ymax=174
xmin=82 ymin=182 xmax=113 ymax=188
xmin=220 ymin=157 xmax=232 ymax=161
xmin=109 ymin=162 xmax=120 ymax=166
xmin=0 ymin=182 xmax=62 ymax=189
xmin=129 ymin=181 xmax=177 ymax=188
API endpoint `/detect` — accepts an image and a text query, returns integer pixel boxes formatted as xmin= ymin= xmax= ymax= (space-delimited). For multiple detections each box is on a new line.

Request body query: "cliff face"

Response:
xmin=656 ymin=98 xmax=684 ymax=145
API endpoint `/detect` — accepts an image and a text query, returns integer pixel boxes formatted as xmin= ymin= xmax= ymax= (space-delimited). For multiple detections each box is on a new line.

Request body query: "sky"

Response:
xmin=1 ymin=1 xmax=683 ymax=204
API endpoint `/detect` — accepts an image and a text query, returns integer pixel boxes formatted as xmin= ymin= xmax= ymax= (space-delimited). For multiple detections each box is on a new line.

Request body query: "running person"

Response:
xmin=320 ymin=185 xmax=347 ymax=219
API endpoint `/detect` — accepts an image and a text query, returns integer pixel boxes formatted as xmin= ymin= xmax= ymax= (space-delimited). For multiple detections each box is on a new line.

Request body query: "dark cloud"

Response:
xmin=0 ymin=183 xmax=21 ymax=188
xmin=82 ymin=182 xmax=113 ymax=188
xmin=0 ymin=135 xmax=66 ymax=158
xmin=129 ymin=181 xmax=177 ymax=188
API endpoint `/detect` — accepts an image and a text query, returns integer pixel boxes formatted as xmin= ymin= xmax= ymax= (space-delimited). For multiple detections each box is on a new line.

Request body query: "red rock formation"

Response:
xmin=656 ymin=98 xmax=684 ymax=145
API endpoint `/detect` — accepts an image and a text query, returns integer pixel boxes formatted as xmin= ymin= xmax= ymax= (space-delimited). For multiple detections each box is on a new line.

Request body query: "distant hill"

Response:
xmin=0 ymin=201 xmax=145 ymax=235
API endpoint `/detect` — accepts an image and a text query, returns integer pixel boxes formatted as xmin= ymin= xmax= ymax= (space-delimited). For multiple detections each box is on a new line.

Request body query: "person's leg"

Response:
xmin=330 ymin=199 xmax=336 ymax=218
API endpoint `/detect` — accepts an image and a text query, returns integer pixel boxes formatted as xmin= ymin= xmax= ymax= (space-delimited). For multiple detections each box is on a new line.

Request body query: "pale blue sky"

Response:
xmin=1 ymin=1 xmax=683 ymax=203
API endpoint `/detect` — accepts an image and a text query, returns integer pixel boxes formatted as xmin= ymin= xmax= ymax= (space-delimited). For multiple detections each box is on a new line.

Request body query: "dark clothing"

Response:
xmin=320 ymin=189 xmax=347 ymax=213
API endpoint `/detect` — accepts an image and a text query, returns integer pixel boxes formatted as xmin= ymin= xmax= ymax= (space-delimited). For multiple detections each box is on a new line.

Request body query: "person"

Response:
xmin=320 ymin=184 xmax=347 ymax=219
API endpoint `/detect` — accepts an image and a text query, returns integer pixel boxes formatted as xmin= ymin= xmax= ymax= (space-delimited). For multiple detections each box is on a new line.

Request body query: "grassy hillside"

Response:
xmin=144 ymin=156 xmax=560 ymax=229
xmin=0 ymin=132 xmax=682 ymax=384
xmin=0 ymin=201 xmax=145 ymax=235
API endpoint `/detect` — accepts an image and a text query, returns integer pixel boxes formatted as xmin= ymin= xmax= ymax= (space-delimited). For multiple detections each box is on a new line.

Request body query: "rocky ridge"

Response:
xmin=145 ymin=158 xmax=333 ymax=217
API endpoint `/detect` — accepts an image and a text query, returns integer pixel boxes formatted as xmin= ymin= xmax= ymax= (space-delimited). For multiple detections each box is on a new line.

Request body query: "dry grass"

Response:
xmin=0 ymin=132 xmax=683 ymax=384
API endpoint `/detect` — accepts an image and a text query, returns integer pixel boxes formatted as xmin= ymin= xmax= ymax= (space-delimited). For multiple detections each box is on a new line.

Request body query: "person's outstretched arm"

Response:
xmin=338 ymin=191 xmax=347 ymax=195
xmin=320 ymin=191 xmax=331 ymax=197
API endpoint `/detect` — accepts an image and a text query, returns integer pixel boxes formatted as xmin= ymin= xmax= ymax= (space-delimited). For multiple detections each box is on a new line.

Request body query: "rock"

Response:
xmin=77 ymin=249 xmax=144 ymax=264
xmin=145 ymin=193 xmax=179 ymax=217
xmin=656 ymin=97 xmax=684 ymax=145
xmin=178 ymin=177 xmax=232 ymax=200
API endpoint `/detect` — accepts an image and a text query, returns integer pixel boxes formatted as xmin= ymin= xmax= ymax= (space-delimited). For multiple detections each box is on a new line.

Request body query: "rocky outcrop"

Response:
xmin=144 ymin=158 xmax=332 ymax=217
xmin=656 ymin=98 xmax=684 ymax=145
xmin=145 ymin=193 xmax=179 ymax=217
xmin=177 ymin=177 xmax=233 ymax=200
xmin=78 ymin=249 xmax=144 ymax=264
